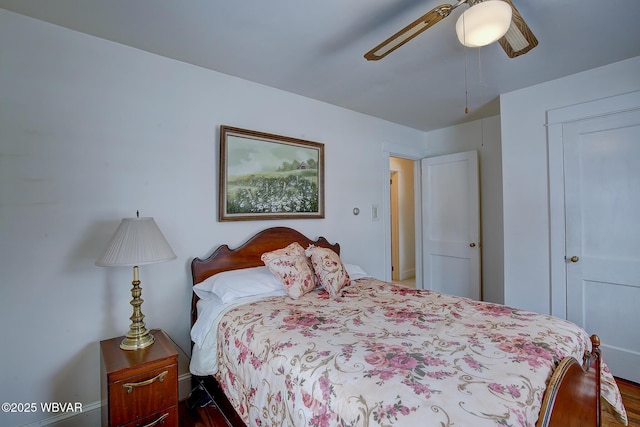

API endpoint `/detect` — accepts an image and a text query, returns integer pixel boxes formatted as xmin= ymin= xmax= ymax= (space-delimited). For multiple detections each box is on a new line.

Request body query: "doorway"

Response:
xmin=388 ymin=151 xmax=481 ymax=296
xmin=389 ymin=157 xmax=416 ymax=285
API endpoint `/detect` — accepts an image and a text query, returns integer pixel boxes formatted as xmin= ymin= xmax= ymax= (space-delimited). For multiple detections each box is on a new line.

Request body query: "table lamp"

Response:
xmin=96 ymin=211 xmax=176 ymax=350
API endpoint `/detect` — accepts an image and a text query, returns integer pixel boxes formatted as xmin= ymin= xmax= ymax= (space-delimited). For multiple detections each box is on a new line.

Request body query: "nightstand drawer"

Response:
xmin=120 ymin=405 xmax=178 ymax=427
xmin=108 ymin=364 xmax=177 ymax=425
xmin=101 ymin=330 xmax=180 ymax=427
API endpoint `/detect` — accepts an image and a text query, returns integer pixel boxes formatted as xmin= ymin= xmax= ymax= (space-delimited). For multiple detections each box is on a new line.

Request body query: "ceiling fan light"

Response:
xmin=456 ymin=0 xmax=513 ymax=47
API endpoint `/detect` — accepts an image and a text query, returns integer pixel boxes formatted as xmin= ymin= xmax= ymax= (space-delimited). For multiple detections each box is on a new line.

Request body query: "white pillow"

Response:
xmin=193 ymin=266 xmax=283 ymax=303
xmin=344 ymin=263 xmax=370 ymax=280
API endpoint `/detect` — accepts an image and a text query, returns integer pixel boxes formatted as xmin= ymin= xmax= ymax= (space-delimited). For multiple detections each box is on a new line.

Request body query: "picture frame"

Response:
xmin=219 ymin=125 xmax=325 ymax=221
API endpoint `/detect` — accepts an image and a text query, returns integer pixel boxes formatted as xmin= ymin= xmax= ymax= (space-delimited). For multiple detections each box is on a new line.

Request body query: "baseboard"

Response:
xmin=23 ymin=374 xmax=192 ymax=426
xmin=179 ymin=371 xmax=193 ymax=401
xmin=400 ymin=269 xmax=415 ymax=281
xmin=21 ymin=402 xmax=101 ymax=427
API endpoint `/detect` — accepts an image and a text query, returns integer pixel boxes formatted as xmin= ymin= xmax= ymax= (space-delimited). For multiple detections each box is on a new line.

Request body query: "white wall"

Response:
xmin=423 ymin=116 xmax=504 ymax=304
xmin=500 ymin=56 xmax=640 ymax=314
xmin=0 ymin=10 xmax=425 ymax=426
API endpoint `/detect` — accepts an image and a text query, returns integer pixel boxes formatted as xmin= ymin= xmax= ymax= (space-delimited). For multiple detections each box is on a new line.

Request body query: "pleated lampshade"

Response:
xmin=96 ymin=216 xmax=176 ymax=267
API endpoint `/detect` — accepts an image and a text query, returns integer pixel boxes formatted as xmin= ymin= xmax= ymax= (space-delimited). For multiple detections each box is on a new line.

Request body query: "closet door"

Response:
xmin=549 ymin=91 xmax=640 ymax=383
xmin=562 ymin=109 xmax=640 ymax=383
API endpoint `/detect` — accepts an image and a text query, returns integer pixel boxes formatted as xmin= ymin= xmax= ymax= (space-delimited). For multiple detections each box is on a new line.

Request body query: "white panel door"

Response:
xmin=421 ymin=151 xmax=480 ymax=300
xmin=563 ymin=109 xmax=640 ymax=383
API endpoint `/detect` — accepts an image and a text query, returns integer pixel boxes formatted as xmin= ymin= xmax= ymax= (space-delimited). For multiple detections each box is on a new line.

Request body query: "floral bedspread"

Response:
xmin=215 ymin=278 xmax=627 ymax=426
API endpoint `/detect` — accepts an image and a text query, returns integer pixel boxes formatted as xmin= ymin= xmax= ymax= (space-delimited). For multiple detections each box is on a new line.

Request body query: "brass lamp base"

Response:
xmin=121 ymin=330 xmax=155 ymax=350
xmin=120 ymin=266 xmax=155 ymax=350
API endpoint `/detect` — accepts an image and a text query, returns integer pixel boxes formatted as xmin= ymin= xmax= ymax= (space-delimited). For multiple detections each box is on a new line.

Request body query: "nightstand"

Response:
xmin=100 ymin=329 xmax=179 ymax=427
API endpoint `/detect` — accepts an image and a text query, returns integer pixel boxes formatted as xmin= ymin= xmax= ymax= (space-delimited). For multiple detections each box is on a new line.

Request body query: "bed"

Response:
xmin=190 ymin=227 xmax=628 ymax=426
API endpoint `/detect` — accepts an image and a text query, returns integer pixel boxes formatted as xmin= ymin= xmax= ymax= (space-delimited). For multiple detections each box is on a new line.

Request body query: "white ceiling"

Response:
xmin=2 ymin=0 xmax=640 ymax=131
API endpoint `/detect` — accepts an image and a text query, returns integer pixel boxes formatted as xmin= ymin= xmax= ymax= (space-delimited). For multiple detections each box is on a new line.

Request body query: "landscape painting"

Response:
xmin=219 ymin=126 xmax=325 ymax=221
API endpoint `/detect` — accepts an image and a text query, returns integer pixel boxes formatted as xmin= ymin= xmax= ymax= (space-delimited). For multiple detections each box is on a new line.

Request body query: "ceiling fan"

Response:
xmin=364 ymin=0 xmax=537 ymax=61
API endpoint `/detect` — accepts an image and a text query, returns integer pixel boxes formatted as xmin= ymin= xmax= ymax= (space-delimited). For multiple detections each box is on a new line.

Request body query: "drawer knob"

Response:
xmin=141 ymin=412 xmax=169 ymax=427
xmin=122 ymin=370 xmax=168 ymax=394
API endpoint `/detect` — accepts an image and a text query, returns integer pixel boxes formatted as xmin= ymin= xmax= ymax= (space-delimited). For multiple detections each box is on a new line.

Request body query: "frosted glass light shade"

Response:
xmin=96 ymin=217 xmax=176 ymax=267
xmin=456 ymin=0 xmax=513 ymax=47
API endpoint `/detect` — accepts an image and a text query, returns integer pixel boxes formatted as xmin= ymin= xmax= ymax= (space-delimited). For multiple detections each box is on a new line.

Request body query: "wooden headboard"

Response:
xmin=190 ymin=227 xmax=339 ymax=326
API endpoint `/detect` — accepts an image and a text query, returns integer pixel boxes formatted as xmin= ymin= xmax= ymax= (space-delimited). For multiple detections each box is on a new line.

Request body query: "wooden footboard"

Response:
xmin=536 ymin=334 xmax=602 ymax=427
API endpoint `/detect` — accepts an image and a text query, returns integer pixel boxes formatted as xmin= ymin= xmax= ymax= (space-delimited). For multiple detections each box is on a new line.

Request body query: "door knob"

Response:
xmin=570 ymin=256 xmax=579 ymax=263
xmin=469 ymin=243 xmax=476 ymax=248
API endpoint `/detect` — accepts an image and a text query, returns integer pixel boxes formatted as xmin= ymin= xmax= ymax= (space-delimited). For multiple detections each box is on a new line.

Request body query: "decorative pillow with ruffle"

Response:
xmin=261 ymin=242 xmax=316 ymax=299
xmin=305 ymin=245 xmax=351 ymax=297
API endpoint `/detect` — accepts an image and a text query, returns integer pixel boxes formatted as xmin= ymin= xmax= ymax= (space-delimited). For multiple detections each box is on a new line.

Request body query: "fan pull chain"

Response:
xmin=461 ymin=14 xmax=469 ymax=114
xmin=464 ymin=43 xmax=469 ymax=114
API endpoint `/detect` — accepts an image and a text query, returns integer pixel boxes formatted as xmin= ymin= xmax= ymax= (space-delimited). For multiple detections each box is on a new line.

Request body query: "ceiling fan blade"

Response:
xmin=498 ymin=0 xmax=538 ymax=58
xmin=364 ymin=4 xmax=453 ymax=61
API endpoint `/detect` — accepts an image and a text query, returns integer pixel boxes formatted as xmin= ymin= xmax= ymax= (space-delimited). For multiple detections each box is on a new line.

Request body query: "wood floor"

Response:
xmin=180 ymin=377 xmax=640 ymax=426
xmin=179 ymin=399 xmax=229 ymax=427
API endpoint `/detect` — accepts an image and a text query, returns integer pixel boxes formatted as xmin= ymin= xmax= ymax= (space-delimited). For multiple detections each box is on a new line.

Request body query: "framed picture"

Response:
xmin=219 ymin=125 xmax=325 ymax=221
